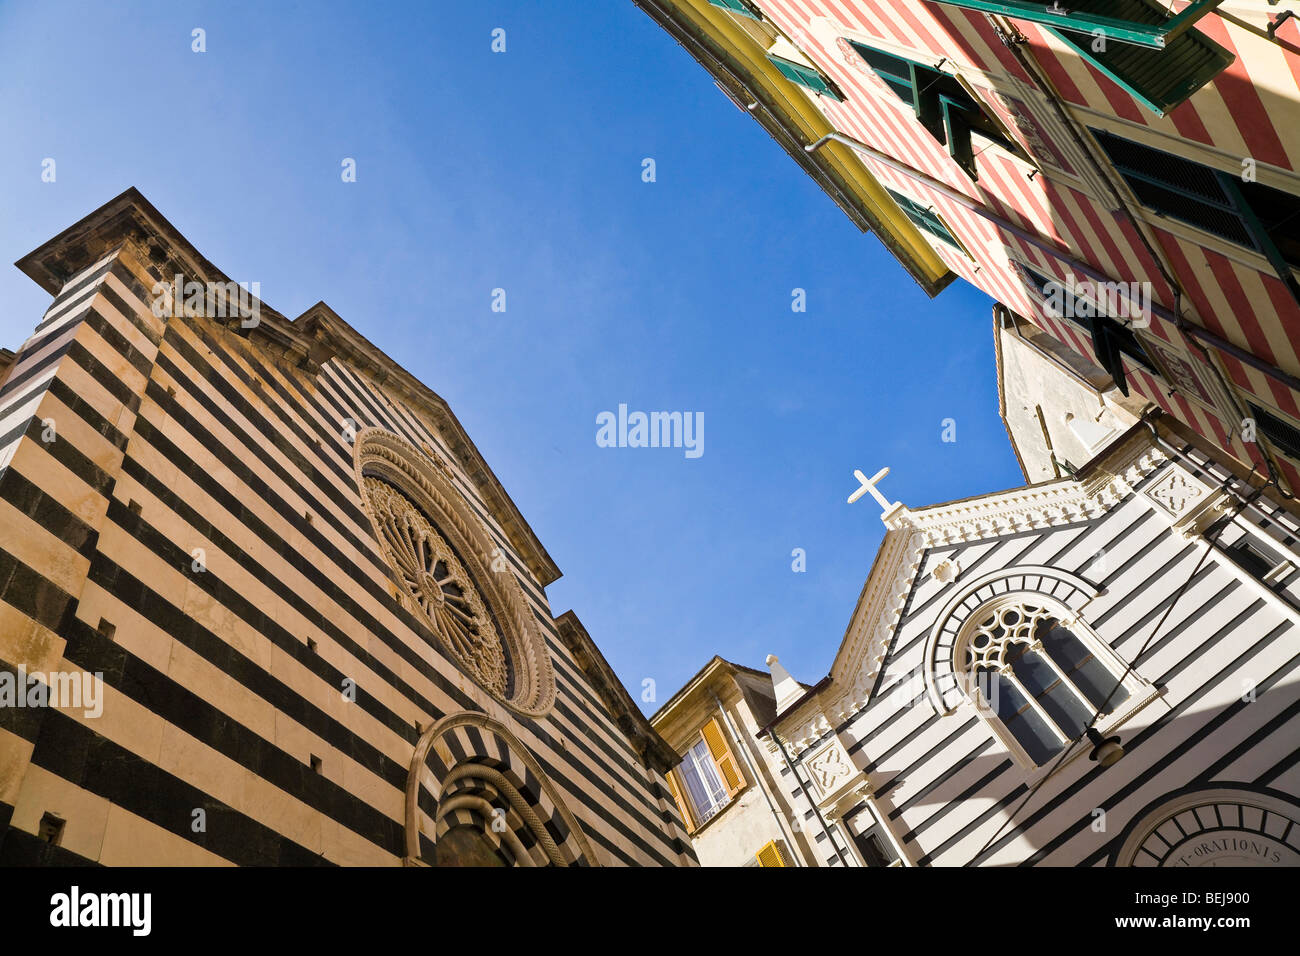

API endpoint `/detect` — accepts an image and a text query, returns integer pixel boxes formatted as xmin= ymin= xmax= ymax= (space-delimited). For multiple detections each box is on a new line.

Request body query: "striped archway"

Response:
xmin=404 ymin=711 xmax=596 ymax=867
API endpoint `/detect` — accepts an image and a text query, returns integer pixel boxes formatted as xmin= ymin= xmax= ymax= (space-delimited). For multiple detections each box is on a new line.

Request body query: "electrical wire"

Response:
xmin=966 ymin=463 xmax=1265 ymax=865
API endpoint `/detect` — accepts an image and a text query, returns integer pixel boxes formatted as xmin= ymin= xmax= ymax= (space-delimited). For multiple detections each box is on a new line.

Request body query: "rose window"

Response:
xmin=364 ymin=476 xmax=509 ymax=699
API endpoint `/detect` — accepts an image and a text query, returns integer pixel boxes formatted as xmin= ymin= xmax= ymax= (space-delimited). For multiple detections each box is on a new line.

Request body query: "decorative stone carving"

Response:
xmin=807 ymin=741 xmax=853 ymax=795
xmin=366 ymin=476 xmax=508 ymax=698
xmin=355 ymin=427 xmax=555 ymax=716
xmin=804 ymin=737 xmax=859 ymax=805
xmin=1146 ymin=469 xmax=1204 ymax=517
xmin=931 ymin=557 xmax=961 ymax=583
xmin=962 ymin=602 xmax=1054 ymax=673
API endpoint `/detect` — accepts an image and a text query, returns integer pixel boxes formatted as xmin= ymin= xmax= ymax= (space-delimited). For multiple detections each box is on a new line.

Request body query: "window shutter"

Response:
xmin=665 ymin=768 xmax=696 ymax=834
xmin=707 ymin=0 xmax=761 ymax=19
xmin=767 ymin=55 xmax=843 ymax=101
xmin=939 ymin=95 xmax=978 ymax=179
xmin=885 ymin=188 xmax=963 ymax=250
xmin=700 ymin=717 xmax=745 ymax=797
xmin=1047 ymin=0 xmax=1232 ymax=116
xmin=1248 ymin=403 xmax=1300 ymax=461
xmin=755 ymin=840 xmax=787 ymax=867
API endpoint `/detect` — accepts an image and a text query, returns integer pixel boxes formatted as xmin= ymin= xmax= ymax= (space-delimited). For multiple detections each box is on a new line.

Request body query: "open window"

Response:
xmin=848 ymin=40 xmax=1021 ymax=179
xmin=767 ymin=53 xmax=843 ymax=101
xmin=707 ymin=0 xmax=762 ymax=20
xmin=665 ymin=716 xmax=746 ymax=832
xmin=920 ymin=0 xmax=1233 ymax=115
xmin=1020 ymin=265 xmax=1157 ymax=396
xmin=886 ymin=187 xmax=971 ymax=257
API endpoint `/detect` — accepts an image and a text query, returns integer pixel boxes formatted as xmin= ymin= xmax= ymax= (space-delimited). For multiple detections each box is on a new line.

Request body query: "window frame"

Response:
xmin=957 ymin=595 xmax=1156 ymax=771
xmin=852 ymin=822 xmax=902 ymax=867
xmin=1019 ymin=265 xmax=1159 ymax=396
xmin=847 ymin=39 xmax=1027 ymax=179
xmin=1089 ymin=128 xmax=1300 ymax=304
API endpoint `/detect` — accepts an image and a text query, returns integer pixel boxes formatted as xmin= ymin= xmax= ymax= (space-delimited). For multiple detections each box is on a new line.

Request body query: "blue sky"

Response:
xmin=0 ymin=0 xmax=1023 ymax=713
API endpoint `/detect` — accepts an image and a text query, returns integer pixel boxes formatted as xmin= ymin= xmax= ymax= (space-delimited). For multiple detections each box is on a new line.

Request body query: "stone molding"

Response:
xmin=355 ymin=427 xmax=556 ymax=717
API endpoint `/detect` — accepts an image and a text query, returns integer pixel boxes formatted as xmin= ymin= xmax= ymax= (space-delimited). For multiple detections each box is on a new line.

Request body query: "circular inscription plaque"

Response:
xmin=1117 ymin=788 xmax=1300 ymax=867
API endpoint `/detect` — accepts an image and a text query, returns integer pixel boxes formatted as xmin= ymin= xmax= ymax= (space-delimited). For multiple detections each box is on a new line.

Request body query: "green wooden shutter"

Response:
xmin=707 ymin=0 xmax=762 ymax=19
xmin=886 ymin=188 xmax=963 ymax=249
xmin=940 ymin=95 xmax=978 ymax=179
xmin=1049 ymin=0 xmax=1233 ymax=116
xmin=767 ymin=54 xmax=843 ymax=101
xmin=1249 ymin=403 xmax=1300 ymax=461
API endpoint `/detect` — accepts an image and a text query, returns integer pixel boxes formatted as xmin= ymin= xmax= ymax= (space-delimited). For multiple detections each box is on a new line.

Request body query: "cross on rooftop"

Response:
xmin=848 ymin=466 xmax=905 ymax=521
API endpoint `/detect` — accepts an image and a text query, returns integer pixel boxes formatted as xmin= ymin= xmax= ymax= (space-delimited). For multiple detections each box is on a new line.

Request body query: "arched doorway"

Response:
xmin=404 ymin=712 xmax=597 ymax=867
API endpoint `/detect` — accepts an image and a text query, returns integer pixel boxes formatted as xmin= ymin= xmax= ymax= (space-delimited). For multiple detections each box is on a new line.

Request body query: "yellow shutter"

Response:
xmin=665 ymin=768 xmax=695 ymax=834
xmin=701 ymin=716 xmax=744 ymax=797
xmin=755 ymin=840 xmax=786 ymax=867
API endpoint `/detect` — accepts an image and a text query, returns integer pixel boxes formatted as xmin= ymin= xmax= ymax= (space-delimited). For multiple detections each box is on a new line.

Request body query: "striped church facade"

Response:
xmin=0 ymin=189 xmax=693 ymax=867
xmin=637 ymin=0 xmax=1300 ymax=495
xmin=765 ymin=421 xmax=1300 ymax=866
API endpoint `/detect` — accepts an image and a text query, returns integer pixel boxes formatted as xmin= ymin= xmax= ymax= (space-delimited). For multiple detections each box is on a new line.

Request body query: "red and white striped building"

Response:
xmin=637 ymin=0 xmax=1300 ymax=489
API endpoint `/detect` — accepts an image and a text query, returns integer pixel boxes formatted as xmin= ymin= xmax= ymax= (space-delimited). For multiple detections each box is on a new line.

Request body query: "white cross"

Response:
xmin=848 ymin=466 xmax=901 ymax=517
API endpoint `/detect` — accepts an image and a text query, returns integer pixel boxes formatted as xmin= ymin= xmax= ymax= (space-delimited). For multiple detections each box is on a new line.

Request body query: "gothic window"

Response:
xmin=960 ymin=600 xmax=1132 ymax=767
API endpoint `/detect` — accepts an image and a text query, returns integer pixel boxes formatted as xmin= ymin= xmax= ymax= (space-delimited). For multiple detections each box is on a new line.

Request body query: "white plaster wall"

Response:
xmin=1000 ymin=327 xmax=1143 ymax=481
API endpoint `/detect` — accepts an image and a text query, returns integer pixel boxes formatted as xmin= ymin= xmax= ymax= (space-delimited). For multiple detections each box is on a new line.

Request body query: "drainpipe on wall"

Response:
xmin=771 ymin=729 xmax=853 ymax=868
xmin=710 ymin=691 xmax=804 ymax=866
xmin=981 ymin=14 xmax=1294 ymax=489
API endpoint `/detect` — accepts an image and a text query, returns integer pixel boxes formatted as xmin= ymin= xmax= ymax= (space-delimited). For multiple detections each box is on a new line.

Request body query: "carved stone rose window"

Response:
xmin=354 ymin=428 xmax=555 ymax=716
xmin=365 ymin=476 xmax=508 ymax=698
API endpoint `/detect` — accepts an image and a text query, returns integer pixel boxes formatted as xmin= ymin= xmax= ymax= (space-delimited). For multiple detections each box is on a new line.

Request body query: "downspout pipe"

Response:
xmin=805 ymin=131 xmax=1300 ymax=396
xmin=771 ymin=729 xmax=853 ymax=868
xmin=710 ymin=691 xmax=804 ymax=866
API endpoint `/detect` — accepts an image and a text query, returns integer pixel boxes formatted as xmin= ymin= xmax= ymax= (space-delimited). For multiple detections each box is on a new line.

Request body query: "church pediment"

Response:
xmin=777 ymin=433 xmax=1168 ymax=751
